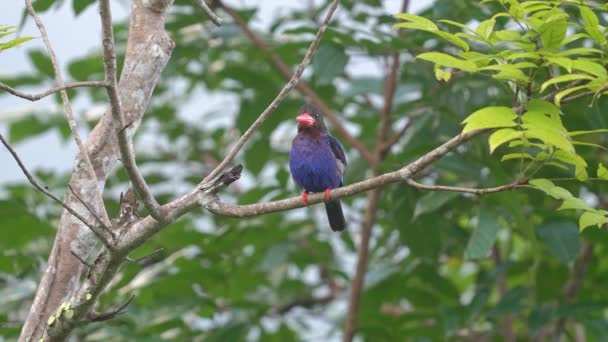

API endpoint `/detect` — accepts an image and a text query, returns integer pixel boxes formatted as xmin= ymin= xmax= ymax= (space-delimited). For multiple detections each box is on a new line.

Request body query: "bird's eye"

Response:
xmin=313 ymin=113 xmax=319 ymax=119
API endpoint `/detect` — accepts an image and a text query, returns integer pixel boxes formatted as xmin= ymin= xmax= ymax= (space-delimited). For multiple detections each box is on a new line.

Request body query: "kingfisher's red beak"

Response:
xmin=296 ymin=112 xmax=315 ymax=127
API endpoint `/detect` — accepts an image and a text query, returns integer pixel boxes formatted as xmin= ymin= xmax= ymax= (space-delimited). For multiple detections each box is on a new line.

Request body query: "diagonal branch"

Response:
xmin=218 ymin=1 xmax=377 ymax=165
xmin=67 ymin=184 xmax=112 ymax=234
xmin=0 ymin=81 xmax=109 ymax=101
xmin=0 ymin=133 xmax=114 ymax=249
xmin=24 ymin=0 xmax=111 ymax=228
xmin=192 ymin=0 xmax=223 ymax=26
xmin=99 ymin=0 xmax=163 ymax=222
xmin=202 ymin=0 xmax=341 ymax=183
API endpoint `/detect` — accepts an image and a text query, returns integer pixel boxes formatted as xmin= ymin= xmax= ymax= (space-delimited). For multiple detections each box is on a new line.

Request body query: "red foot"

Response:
xmin=324 ymin=188 xmax=331 ymax=202
xmin=301 ymin=191 xmax=309 ymax=206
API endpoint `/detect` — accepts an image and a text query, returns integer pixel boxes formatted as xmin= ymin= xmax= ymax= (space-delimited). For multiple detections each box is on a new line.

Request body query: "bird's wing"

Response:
xmin=328 ymin=135 xmax=347 ymax=184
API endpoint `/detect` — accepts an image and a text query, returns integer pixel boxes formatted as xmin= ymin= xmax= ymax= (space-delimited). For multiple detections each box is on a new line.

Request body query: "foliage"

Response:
xmin=396 ymin=0 xmax=608 ymax=232
xmin=0 ymin=25 xmax=34 ymax=52
xmin=2 ymin=0 xmax=608 ymax=341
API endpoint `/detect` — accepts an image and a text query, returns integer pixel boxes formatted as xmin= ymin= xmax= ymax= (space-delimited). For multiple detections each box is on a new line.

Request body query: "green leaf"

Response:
xmin=552 ymin=150 xmax=588 ymax=181
xmin=462 ymin=106 xmax=517 ymax=133
xmin=413 ymin=191 xmax=459 ymax=219
xmin=545 ymin=57 xmax=573 ymax=73
xmin=476 ymin=18 xmax=495 ymax=40
xmin=540 ymin=19 xmax=567 ymax=49
xmin=522 ymin=111 xmax=573 ymax=152
xmin=527 ymin=99 xmax=560 ymax=118
xmin=488 ymin=128 xmax=523 ymax=153
xmin=570 ymin=129 xmax=608 ymax=137
xmin=394 ymin=13 xmax=438 ymax=30
xmin=0 ymin=37 xmax=35 ymax=52
xmin=540 ymin=74 xmax=594 ymax=93
xmin=529 ymin=179 xmax=573 ymax=200
xmin=559 ymin=198 xmax=593 ymax=211
xmin=571 ymin=60 xmax=607 ymax=78
xmin=537 ymin=222 xmax=580 ymax=264
xmin=491 ymin=68 xmax=530 ymax=83
xmin=438 ymin=19 xmax=476 ymax=33
xmin=72 ymin=0 xmax=96 ymax=15
xmin=28 ymin=50 xmax=54 ymax=78
xmin=313 ymin=43 xmax=349 ymax=85
xmin=579 ymin=211 xmax=608 ymax=231
xmin=553 ymin=85 xmax=588 ymax=107
xmin=33 ymin=0 xmax=55 ymax=12
xmin=434 ymin=31 xmax=470 ymax=51
xmin=501 ymin=153 xmax=534 ymax=161
xmin=598 ymin=163 xmax=608 ymax=180
xmin=579 ymin=6 xmax=599 ymax=27
xmin=464 ymin=207 xmax=500 ymax=260
xmin=416 ymin=52 xmax=477 ymax=72
xmin=0 ymin=200 xmax=54 ymax=249
xmin=434 ymin=68 xmax=451 ymax=82
xmin=493 ymin=30 xmax=521 ymax=41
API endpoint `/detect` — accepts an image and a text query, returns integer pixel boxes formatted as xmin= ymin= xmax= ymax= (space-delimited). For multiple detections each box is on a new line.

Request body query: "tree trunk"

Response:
xmin=19 ymin=1 xmax=175 ymax=340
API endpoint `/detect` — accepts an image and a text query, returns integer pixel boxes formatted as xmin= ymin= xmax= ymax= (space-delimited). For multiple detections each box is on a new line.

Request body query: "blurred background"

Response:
xmin=2 ymin=0 xmax=608 ymax=341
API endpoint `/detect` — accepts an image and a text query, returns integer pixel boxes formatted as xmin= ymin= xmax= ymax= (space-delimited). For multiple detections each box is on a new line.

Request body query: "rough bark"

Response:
xmin=19 ymin=1 xmax=175 ymax=340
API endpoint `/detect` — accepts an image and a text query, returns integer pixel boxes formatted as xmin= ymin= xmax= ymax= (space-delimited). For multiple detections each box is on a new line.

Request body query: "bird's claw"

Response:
xmin=301 ymin=191 xmax=309 ymax=206
xmin=324 ymin=188 xmax=331 ymax=202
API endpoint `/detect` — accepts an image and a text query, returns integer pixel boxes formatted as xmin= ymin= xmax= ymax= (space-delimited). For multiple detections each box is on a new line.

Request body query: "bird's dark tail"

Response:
xmin=325 ymin=200 xmax=346 ymax=232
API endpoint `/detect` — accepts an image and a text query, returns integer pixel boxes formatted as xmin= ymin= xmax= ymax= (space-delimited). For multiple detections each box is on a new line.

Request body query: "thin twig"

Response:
xmin=192 ymin=0 xmax=223 ymax=26
xmin=68 ymin=184 xmax=113 ymax=235
xmin=70 ymin=250 xmax=94 ymax=269
xmin=376 ymin=53 xmax=401 ymax=159
xmin=24 ymin=0 xmax=111 ymax=228
xmin=406 ymin=178 xmax=527 ymax=195
xmin=203 ymin=0 xmax=341 ymax=183
xmin=0 ymin=81 xmax=109 ymax=101
xmin=99 ymin=0 xmax=164 ymax=221
xmin=219 ymin=0 xmax=377 ymax=165
xmin=380 ymin=119 xmax=413 ymax=152
xmin=0 ymin=133 xmax=114 ymax=250
xmin=270 ymin=293 xmax=338 ymax=315
xmin=88 ymin=294 xmax=136 ymax=322
xmin=126 ymin=247 xmax=164 ymax=265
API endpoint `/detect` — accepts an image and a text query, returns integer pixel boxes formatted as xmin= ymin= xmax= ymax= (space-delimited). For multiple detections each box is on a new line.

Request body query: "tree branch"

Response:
xmin=0 ymin=133 xmax=114 ymax=249
xmin=87 ymin=294 xmax=136 ymax=322
xmin=20 ymin=0 xmax=175 ymax=339
xmin=554 ymin=241 xmax=594 ymax=339
xmin=0 ymin=81 xmax=109 ymax=101
xmin=343 ymin=188 xmax=381 ymax=342
xmin=493 ymin=245 xmax=515 ymax=342
xmin=202 ymin=0 xmax=340 ymax=183
xmin=342 ymin=4 xmax=408 ymax=334
xmin=99 ymin=0 xmax=164 ymax=222
xmin=24 ymin=0 xmax=111 ymax=228
xmin=202 ymin=130 xmax=486 ymax=218
xmin=406 ymin=178 xmax=527 ymax=195
xmin=192 ymin=0 xmax=223 ymax=26
xmin=218 ymin=1 xmax=377 ymax=165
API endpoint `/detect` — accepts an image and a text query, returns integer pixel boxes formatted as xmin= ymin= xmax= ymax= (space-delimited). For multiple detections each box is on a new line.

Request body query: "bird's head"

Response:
xmin=296 ymin=103 xmax=327 ymax=133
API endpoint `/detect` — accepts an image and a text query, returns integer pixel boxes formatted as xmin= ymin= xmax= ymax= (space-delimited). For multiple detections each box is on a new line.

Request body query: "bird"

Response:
xmin=289 ymin=103 xmax=347 ymax=232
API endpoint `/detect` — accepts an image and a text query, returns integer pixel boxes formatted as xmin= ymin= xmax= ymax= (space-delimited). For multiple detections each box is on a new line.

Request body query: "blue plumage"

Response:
xmin=289 ymin=103 xmax=347 ymax=232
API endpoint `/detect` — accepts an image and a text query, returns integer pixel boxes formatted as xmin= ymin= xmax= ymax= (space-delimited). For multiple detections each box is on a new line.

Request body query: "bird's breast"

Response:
xmin=289 ymin=136 xmax=341 ymax=192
